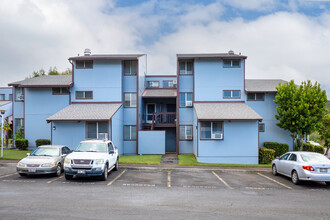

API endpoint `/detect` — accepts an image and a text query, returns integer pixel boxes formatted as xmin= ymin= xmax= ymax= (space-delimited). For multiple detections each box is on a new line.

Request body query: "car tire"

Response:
xmin=326 ymin=182 xmax=330 ymax=186
xmin=65 ymin=174 xmax=73 ymax=180
xmin=272 ymin=165 xmax=278 ymax=176
xmin=19 ymin=173 xmax=27 ymax=177
xmin=114 ymin=158 xmax=119 ymax=171
xmin=54 ymin=164 xmax=62 ymax=177
xmin=291 ymin=170 xmax=300 ymax=185
xmin=100 ymin=164 xmax=108 ymax=181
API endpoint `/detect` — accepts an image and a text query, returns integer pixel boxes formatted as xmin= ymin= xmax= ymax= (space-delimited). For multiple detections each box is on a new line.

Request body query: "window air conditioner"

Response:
xmin=186 ymin=101 xmax=193 ymax=107
xmin=173 ymin=80 xmax=177 ymax=88
xmin=212 ymin=133 xmax=223 ymax=139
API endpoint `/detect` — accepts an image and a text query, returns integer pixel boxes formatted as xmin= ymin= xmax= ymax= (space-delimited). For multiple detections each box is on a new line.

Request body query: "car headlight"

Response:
xmin=64 ymin=158 xmax=71 ymax=165
xmin=94 ymin=159 xmax=104 ymax=165
xmin=17 ymin=162 xmax=25 ymax=167
xmin=41 ymin=163 xmax=56 ymax=167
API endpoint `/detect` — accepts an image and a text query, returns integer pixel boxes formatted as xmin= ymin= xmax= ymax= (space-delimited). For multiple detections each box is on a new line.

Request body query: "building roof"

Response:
xmin=194 ymin=102 xmax=262 ymax=120
xmin=69 ymin=54 xmax=146 ymax=61
xmin=0 ymin=101 xmax=11 ymax=107
xmin=177 ymin=52 xmax=247 ymax=59
xmin=142 ymin=89 xmax=177 ymax=98
xmin=47 ymin=103 xmax=122 ymax=122
xmin=8 ymin=75 xmax=73 ymax=88
xmin=245 ymin=79 xmax=287 ymax=92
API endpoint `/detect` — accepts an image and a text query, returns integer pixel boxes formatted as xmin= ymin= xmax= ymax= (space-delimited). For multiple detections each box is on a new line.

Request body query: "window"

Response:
xmin=163 ymin=80 xmax=177 ymax=88
xmin=247 ymin=93 xmax=264 ymax=101
xmin=124 ymin=125 xmax=136 ymax=140
xmin=288 ymin=154 xmax=297 ymax=161
xmin=223 ymin=60 xmax=240 ymax=68
xmin=147 ymin=81 xmax=159 ymax=88
xmin=179 ymin=60 xmax=193 ymax=75
xmin=108 ymin=143 xmax=114 ymax=153
xmin=258 ymin=123 xmax=265 ymax=132
xmin=9 ymin=94 xmax=13 ymax=101
xmin=86 ymin=122 xmax=108 ymax=139
xmin=280 ymin=153 xmax=290 ymax=160
xmin=179 ymin=125 xmax=193 ymax=140
xmin=200 ymin=122 xmax=223 ymax=140
xmin=62 ymin=147 xmax=71 ymax=155
xmin=124 ymin=93 xmax=136 ymax=107
xmin=123 ymin=60 xmax=137 ymax=75
xmin=180 ymin=92 xmax=193 ymax=107
xmin=0 ymin=94 xmax=4 ymax=100
xmin=76 ymin=60 xmax=93 ymax=69
xmin=52 ymin=88 xmax=69 ymax=95
xmin=15 ymin=87 xmax=24 ymax=101
xmin=223 ymin=90 xmax=240 ymax=99
xmin=15 ymin=118 xmax=24 ymax=136
xmin=76 ymin=91 xmax=93 ymax=99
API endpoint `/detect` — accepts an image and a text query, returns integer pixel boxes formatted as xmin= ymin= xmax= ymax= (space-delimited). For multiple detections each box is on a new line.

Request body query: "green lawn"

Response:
xmin=0 ymin=149 xmax=33 ymax=160
xmin=178 ymin=155 xmax=271 ymax=167
xmin=119 ymin=155 xmax=162 ymax=165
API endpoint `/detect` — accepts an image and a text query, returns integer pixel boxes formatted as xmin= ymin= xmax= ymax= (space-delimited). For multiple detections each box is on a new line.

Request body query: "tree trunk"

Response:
xmin=299 ymin=134 xmax=305 ymax=151
xmin=325 ymin=147 xmax=329 ymax=156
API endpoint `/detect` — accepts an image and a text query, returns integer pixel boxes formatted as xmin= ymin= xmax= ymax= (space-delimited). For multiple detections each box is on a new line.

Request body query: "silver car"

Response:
xmin=16 ymin=145 xmax=71 ymax=177
xmin=272 ymin=151 xmax=330 ymax=185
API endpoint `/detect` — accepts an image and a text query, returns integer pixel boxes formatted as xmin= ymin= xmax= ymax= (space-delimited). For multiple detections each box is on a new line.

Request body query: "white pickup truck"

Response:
xmin=64 ymin=139 xmax=119 ymax=181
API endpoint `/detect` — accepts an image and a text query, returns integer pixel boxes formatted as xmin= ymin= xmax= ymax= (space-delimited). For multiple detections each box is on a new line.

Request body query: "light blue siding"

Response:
xmin=0 ymin=87 xmax=12 ymax=100
xmin=179 ymin=75 xmax=193 ymax=92
xmin=179 ymin=141 xmax=193 ymax=154
xmin=123 ymin=108 xmax=136 ymax=124
xmin=138 ymin=130 xmax=165 ymax=154
xmin=52 ymin=121 xmax=85 ymax=150
xmin=124 ymin=141 xmax=136 ymax=155
xmin=111 ymin=106 xmax=124 ymax=155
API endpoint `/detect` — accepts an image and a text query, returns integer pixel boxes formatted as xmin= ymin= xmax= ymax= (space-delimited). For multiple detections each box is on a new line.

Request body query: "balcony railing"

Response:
xmin=143 ymin=112 xmax=176 ymax=130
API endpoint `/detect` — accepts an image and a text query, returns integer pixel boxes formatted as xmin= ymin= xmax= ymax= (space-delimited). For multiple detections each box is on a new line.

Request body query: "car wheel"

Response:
xmin=272 ymin=165 xmax=278 ymax=176
xmin=326 ymin=182 xmax=330 ymax=186
xmin=65 ymin=174 xmax=73 ymax=180
xmin=100 ymin=164 xmax=108 ymax=181
xmin=291 ymin=170 xmax=300 ymax=185
xmin=19 ymin=173 xmax=27 ymax=177
xmin=114 ymin=158 xmax=119 ymax=171
xmin=55 ymin=164 xmax=62 ymax=177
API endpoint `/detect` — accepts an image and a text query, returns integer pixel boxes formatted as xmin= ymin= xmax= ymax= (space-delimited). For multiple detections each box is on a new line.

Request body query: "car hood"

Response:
xmin=19 ymin=156 xmax=59 ymax=164
xmin=66 ymin=152 xmax=108 ymax=160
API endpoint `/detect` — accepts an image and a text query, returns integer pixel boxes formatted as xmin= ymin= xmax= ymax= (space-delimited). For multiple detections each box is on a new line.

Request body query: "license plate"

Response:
xmin=77 ymin=170 xmax=85 ymax=174
xmin=28 ymin=168 xmax=36 ymax=173
xmin=320 ymin=168 xmax=327 ymax=173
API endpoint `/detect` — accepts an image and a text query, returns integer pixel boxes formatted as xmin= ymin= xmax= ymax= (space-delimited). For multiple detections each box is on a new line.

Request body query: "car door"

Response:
xmin=107 ymin=142 xmax=116 ymax=168
xmin=283 ymin=153 xmax=297 ymax=176
xmin=60 ymin=147 xmax=70 ymax=165
xmin=277 ymin=153 xmax=291 ymax=175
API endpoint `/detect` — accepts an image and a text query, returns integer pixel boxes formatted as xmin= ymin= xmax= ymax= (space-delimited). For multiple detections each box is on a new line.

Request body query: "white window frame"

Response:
xmin=123 ymin=60 xmax=137 ymax=76
xmin=163 ymin=80 xmax=177 ymax=88
xmin=124 ymin=93 xmax=137 ymax=108
xmin=76 ymin=91 xmax=93 ymax=99
xmin=86 ymin=122 xmax=108 ymax=139
xmin=147 ymin=81 xmax=159 ymax=88
xmin=15 ymin=87 xmax=24 ymax=101
xmin=180 ymin=125 xmax=193 ymax=140
xmin=223 ymin=90 xmax=241 ymax=99
xmin=200 ymin=121 xmax=224 ymax=140
xmin=179 ymin=60 xmax=193 ymax=75
xmin=180 ymin=92 xmax=193 ymax=107
xmin=124 ymin=125 xmax=136 ymax=140
xmin=223 ymin=60 xmax=240 ymax=68
xmin=76 ymin=60 xmax=93 ymax=69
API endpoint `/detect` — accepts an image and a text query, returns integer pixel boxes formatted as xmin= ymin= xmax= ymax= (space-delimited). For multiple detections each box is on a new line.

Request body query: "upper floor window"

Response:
xmin=201 ymin=121 xmax=223 ymax=140
xmin=15 ymin=87 xmax=24 ymax=101
xmin=9 ymin=94 xmax=13 ymax=101
xmin=180 ymin=92 xmax=193 ymax=107
xmin=124 ymin=93 xmax=136 ymax=108
xmin=163 ymin=80 xmax=177 ymax=88
xmin=147 ymin=81 xmax=159 ymax=88
xmin=52 ymin=88 xmax=69 ymax=95
xmin=86 ymin=121 xmax=108 ymax=139
xmin=179 ymin=125 xmax=193 ymax=140
xmin=179 ymin=60 xmax=193 ymax=75
xmin=258 ymin=123 xmax=265 ymax=132
xmin=76 ymin=91 xmax=93 ymax=99
xmin=124 ymin=125 xmax=136 ymax=140
xmin=223 ymin=90 xmax=240 ymax=99
xmin=223 ymin=60 xmax=240 ymax=68
xmin=247 ymin=93 xmax=264 ymax=101
xmin=123 ymin=60 xmax=137 ymax=76
xmin=76 ymin=60 xmax=93 ymax=69
xmin=0 ymin=94 xmax=4 ymax=100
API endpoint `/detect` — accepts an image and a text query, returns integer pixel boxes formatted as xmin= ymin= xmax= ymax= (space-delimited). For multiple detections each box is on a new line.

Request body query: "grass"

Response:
xmin=0 ymin=149 xmax=33 ymax=160
xmin=119 ymin=155 xmax=162 ymax=165
xmin=178 ymin=155 xmax=271 ymax=167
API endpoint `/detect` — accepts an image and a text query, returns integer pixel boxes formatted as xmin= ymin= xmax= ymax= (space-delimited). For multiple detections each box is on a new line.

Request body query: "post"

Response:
xmin=0 ymin=110 xmax=5 ymax=158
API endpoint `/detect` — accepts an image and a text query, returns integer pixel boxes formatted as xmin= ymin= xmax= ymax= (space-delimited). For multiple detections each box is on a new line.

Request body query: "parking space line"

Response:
xmin=107 ymin=169 xmax=127 ymax=186
xmin=257 ymin=172 xmax=292 ymax=190
xmin=0 ymin=173 xmax=17 ymax=179
xmin=47 ymin=175 xmax=64 ymax=184
xmin=167 ymin=171 xmax=171 ymax=188
xmin=212 ymin=171 xmax=233 ymax=189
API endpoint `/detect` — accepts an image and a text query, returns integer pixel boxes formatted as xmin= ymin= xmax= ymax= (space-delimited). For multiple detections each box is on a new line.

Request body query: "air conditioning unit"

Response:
xmin=212 ymin=133 xmax=223 ymax=139
xmin=186 ymin=101 xmax=193 ymax=107
xmin=98 ymin=133 xmax=108 ymax=140
xmin=173 ymin=80 xmax=177 ymax=88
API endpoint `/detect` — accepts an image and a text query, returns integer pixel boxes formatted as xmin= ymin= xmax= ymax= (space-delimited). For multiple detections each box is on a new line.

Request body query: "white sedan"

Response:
xmin=272 ymin=151 xmax=330 ymax=185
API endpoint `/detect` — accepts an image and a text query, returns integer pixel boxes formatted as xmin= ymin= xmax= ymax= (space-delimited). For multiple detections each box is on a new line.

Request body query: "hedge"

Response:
xmin=302 ymin=142 xmax=324 ymax=154
xmin=259 ymin=147 xmax=275 ymax=164
xmin=263 ymin=142 xmax=289 ymax=157
xmin=15 ymin=139 xmax=29 ymax=150
xmin=36 ymin=139 xmax=51 ymax=147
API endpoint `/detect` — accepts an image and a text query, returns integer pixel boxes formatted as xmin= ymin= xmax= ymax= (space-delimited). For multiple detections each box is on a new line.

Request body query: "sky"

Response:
xmin=0 ymin=0 xmax=329 ymax=95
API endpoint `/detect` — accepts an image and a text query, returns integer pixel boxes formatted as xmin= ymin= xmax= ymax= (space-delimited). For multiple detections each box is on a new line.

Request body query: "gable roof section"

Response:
xmin=194 ymin=103 xmax=262 ymax=120
xmin=69 ymin=54 xmax=145 ymax=61
xmin=142 ymin=89 xmax=177 ymax=98
xmin=47 ymin=103 xmax=122 ymax=122
xmin=8 ymin=75 xmax=73 ymax=88
xmin=0 ymin=101 xmax=11 ymax=107
xmin=245 ymin=79 xmax=287 ymax=93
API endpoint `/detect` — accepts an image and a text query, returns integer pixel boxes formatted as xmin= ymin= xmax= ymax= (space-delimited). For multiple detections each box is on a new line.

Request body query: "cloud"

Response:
xmin=223 ymin=0 xmax=278 ymax=11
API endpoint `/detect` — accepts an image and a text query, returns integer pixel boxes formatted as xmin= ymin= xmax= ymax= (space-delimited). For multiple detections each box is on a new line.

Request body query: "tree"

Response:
xmin=319 ymin=115 xmax=330 ymax=155
xmin=0 ymin=122 xmax=12 ymax=148
xmin=60 ymin=68 xmax=72 ymax=75
xmin=32 ymin=68 xmax=46 ymax=78
xmin=275 ymin=80 xmax=328 ymax=150
xmin=48 ymin=66 xmax=60 ymax=75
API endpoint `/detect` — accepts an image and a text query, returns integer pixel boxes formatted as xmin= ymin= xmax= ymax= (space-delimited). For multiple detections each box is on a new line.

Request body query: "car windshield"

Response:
xmin=30 ymin=148 xmax=60 ymax=157
xmin=75 ymin=142 xmax=107 ymax=153
xmin=300 ymin=153 xmax=329 ymax=163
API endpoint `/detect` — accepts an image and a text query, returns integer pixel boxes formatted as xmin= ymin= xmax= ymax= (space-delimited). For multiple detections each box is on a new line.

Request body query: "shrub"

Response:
xmin=263 ymin=142 xmax=289 ymax=157
xmin=36 ymin=139 xmax=51 ymax=147
xmin=302 ymin=142 xmax=314 ymax=152
xmin=259 ymin=147 xmax=275 ymax=164
xmin=313 ymin=145 xmax=324 ymax=154
xmin=15 ymin=139 xmax=28 ymax=150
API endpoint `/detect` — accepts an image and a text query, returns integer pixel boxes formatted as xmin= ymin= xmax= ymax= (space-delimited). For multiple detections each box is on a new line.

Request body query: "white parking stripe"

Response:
xmin=212 ymin=171 xmax=233 ymax=189
xmin=257 ymin=172 xmax=292 ymax=190
xmin=107 ymin=169 xmax=127 ymax=186
xmin=167 ymin=171 xmax=171 ymax=188
xmin=0 ymin=173 xmax=17 ymax=179
xmin=47 ymin=175 xmax=64 ymax=184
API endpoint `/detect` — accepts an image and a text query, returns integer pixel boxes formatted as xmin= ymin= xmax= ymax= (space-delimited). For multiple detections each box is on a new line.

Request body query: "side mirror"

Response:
xmin=109 ymin=150 xmax=114 ymax=154
xmin=276 ymin=156 xmax=280 ymax=160
xmin=27 ymin=153 xmax=30 ymax=156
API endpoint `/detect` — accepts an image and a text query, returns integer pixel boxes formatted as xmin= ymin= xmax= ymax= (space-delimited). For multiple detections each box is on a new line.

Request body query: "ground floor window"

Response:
xmin=124 ymin=125 xmax=136 ymax=140
xmin=15 ymin=118 xmax=24 ymax=137
xmin=200 ymin=121 xmax=223 ymax=140
xmin=179 ymin=125 xmax=193 ymax=140
xmin=86 ymin=122 xmax=108 ymax=139
xmin=258 ymin=123 xmax=265 ymax=132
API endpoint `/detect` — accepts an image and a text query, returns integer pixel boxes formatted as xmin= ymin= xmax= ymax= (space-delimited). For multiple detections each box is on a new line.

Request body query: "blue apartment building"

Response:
xmin=6 ymin=50 xmax=293 ymax=164
xmin=0 ymin=87 xmax=13 ymax=139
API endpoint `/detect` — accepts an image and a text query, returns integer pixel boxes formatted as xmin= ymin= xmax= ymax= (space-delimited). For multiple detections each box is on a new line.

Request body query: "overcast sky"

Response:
xmin=0 ymin=0 xmax=329 ymax=95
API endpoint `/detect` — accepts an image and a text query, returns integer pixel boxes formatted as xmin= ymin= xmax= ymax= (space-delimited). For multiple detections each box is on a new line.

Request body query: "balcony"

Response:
xmin=143 ymin=112 xmax=176 ymax=130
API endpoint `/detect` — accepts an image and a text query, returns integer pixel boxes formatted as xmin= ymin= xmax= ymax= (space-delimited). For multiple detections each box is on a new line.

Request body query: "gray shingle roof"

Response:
xmin=194 ymin=103 xmax=262 ymax=120
xmin=177 ymin=53 xmax=247 ymax=59
xmin=47 ymin=103 xmax=122 ymax=122
xmin=8 ymin=75 xmax=72 ymax=87
xmin=245 ymin=79 xmax=287 ymax=92
xmin=0 ymin=101 xmax=11 ymax=107
xmin=142 ymin=89 xmax=177 ymax=98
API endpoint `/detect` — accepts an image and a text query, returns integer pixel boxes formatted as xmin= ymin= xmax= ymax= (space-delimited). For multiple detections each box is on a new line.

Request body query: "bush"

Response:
xmin=36 ymin=139 xmax=51 ymax=147
xmin=15 ymin=139 xmax=28 ymax=150
xmin=302 ymin=142 xmax=324 ymax=154
xmin=259 ymin=147 xmax=275 ymax=164
xmin=313 ymin=145 xmax=324 ymax=154
xmin=263 ymin=142 xmax=289 ymax=157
